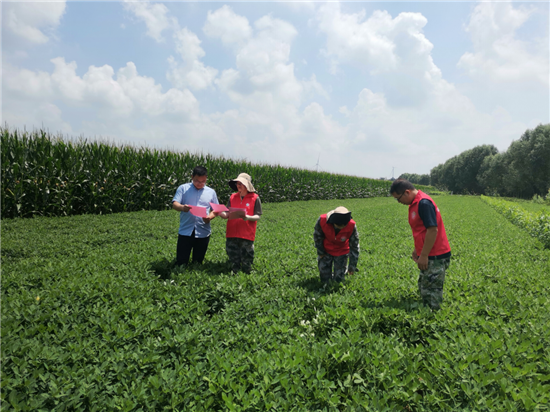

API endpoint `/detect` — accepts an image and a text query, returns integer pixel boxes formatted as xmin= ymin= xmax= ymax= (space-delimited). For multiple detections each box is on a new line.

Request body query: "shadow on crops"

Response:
xmin=149 ymin=258 xmax=231 ymax=280
xmin=296 ymin=276 xmax=346 ymax=295
xmin=360 ymin=295 xmax=426 ymax=312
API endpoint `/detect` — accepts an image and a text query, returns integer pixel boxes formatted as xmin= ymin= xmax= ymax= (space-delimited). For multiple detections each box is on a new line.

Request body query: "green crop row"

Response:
xmin=1 ymin=127 xmax=435 ymax=219
xmin=481 ymin=195 xmax=550 ymax=248
xmin=2 ymin=196 xmax=549 ymax=411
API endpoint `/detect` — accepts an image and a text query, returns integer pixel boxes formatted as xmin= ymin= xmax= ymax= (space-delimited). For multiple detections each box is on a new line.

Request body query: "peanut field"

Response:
xmin=2 ymin=196 xmax=550 ymax=411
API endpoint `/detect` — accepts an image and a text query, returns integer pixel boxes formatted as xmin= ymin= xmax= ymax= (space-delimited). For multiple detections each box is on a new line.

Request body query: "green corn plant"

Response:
xmin=2 ymin=126 xmax=437 ymax=219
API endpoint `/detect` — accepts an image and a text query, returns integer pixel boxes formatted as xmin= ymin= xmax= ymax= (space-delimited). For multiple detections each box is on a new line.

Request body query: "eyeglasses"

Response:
xmin=396 ymin=192 xmax=405 ymax=202
xmin=192 ymin=177 xmax=207 ymax=186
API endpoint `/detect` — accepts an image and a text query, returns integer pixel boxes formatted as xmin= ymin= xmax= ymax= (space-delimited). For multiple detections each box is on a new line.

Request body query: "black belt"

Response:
xmin=428 ymin=251 xmax=452 ymax=260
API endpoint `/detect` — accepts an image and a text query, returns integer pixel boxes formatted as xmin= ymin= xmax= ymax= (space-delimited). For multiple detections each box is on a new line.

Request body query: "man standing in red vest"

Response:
xmin=390 ymin=179 xmax=451 ymax=310
xmin=313 ymin=206 xmax=360 ymax=284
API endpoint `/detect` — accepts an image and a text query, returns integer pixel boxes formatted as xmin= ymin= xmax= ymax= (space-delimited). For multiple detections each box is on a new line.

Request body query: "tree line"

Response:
xmin=399 ymin=124 xmax=550 ymax=198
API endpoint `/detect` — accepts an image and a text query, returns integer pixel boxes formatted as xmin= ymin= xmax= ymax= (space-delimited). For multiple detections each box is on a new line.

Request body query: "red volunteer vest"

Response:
xmin=226 ymin=192 xmax=259 ymax=241
xmin=409 ymin=191 xmax=451 ymax=257
xmin=320 ymin=214 xmax=356 ymax=256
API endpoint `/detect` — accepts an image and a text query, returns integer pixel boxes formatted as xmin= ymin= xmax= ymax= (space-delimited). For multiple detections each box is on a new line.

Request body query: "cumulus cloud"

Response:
xmin=4 ymin=2 xmax=542 ymax=179
xmin=166 ymin=28 xmax=218 ymax=91
xmin=203 ymin=5 xmax=253 ymax=47
xmin=458 ymin=2 xmax=548 ymax=86
xmin=205 ymin=6 xmax=325 ymax=112
xmin=123 ymin=2 xmax=218 ymax=91
xmin=196 ymin=5 xmax=339 ymax=169
xmin=3 ymin=59 xmax=201 ymax=129
xmin=314 ymin=3 xmax=443 ymax=107
xmin=332 ymin=84 xmax=528 ymax=176
xmin=3 ymin=0 xmax=66 ymax=45
xmin=309 ymin=2 xmax=534 ymax=174
xmin=123 ymin=1 xmax=176 ymax=42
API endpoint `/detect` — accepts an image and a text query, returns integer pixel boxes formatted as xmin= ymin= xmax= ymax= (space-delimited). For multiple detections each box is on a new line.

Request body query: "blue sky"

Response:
xmin=3 ymin=1 xmax=549 ymax=178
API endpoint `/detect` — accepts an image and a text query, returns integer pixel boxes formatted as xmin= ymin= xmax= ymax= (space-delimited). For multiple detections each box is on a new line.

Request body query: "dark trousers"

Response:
xmin=177 ymin=230 xmax=210 ymax=266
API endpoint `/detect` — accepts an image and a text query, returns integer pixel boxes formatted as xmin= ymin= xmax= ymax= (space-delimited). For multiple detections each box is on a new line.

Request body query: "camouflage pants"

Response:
xmin=418 ymin=257 xmax=450 ymax=310
xmin=226 ymin=237 xmax=255 ymax=273
xmin=318 ymin=254 xmax=348 ymax=283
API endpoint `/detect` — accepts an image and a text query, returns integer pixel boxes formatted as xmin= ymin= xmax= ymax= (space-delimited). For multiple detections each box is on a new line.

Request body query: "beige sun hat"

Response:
xmin=326 ymin=206 xmax=352 ymax=225
xmin=229 ymin=173 xmax=256 ymax=193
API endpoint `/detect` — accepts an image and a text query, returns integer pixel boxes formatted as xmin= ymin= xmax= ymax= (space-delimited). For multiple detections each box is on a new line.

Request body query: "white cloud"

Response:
xmin=274 ymin=0 xmax=316 ymax=14
xmin=339 ymin=82 xmax=528 ymax=173
xmin=315 ymin=5 xmax=399 ymax=74
xmin=302 ymin=74 xmax=329 ymax=100
xmin=310 ymin=3 xmax=535 ymax=175
xmin=200 ymin=7 xmax=343 ymax=167
xmin=3 ymin=59 xmax=201 ymax=129
xmin=117 ymin=62 xmax=200 ymax=121
xmin=203 ymin=5 xmax=253 ymax=47
xmin=4 ymin=2 xmax=543 ymax=179
xmin=123 ymin=2 xmax=218 ymax=91
xmin=458 ymin=2 xmax=548 ymax=86
xmin=3 ymin=0 xmax=66 ymax=44
xmin=207 ymin=7 xmax=318 ymax=112
xmin=3 ymin=64 xmax=54 ymax=99
xmin=315 ymin=3 xmax=443 ymax=106
xmin=123 ymin=1 xmax=176 ymax=42
xmin=166 ymin=28 xmax=218 ymax=91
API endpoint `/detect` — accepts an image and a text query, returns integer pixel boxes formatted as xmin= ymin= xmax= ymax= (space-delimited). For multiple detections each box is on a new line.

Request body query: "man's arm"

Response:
xmin=416 ymin=226 xmax=437 ymax=270
xmin=348 ymin=226 xmax=360 ymax=274
xmin=172 ymin=201 xmax=190 ymax=213
xmin=415 ymin=199 xmax=438 ymax=270
xmin=313 ymin=217 xmax=326 ymax=256
xmin=172 ymin=185 xmax=190 ymax=213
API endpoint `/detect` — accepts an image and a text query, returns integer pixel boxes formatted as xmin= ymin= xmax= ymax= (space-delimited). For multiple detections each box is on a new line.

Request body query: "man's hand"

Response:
xmin=182 ymin=204 xmax=191 ymax=212
xmin=416 ymin=255 xmax=429 ymax=271
xmin=411 ymin=250 xmax=418 ymax=261
xmin=202 ymin=212 xmax=216 ymax=223
xmin=348 ymin=271 xmax=354 ymax=276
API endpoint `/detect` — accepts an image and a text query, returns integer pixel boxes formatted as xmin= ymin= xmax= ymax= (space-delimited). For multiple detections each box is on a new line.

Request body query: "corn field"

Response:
xmin=1 ymin=127 xmax=430 ymax=219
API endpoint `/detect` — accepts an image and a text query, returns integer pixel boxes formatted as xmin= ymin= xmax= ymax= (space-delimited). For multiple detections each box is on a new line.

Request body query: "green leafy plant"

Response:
xmin=481 ymin=195 xmax=550 ymax=248
xmin=2 ymin=196 xmax=549 ymax=411
xmin=1 ymin=127 xmax=436 ymax=219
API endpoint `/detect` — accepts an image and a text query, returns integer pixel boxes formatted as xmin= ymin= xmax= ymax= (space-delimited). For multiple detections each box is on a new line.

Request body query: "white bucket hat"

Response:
xmin=326 ymin=206 xmax=351 ymax=225
xmin=229 ymin=173 xmax=256 ymax=193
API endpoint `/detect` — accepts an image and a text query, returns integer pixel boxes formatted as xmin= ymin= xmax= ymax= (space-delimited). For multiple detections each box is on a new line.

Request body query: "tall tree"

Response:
xmin=430 ymin=145 xmax=497 ymax=193
xmin=433 ymin=124 xmax=549 ymax=198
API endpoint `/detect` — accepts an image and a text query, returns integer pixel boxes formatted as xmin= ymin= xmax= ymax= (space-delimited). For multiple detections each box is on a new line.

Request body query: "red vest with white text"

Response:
xmin=409 ymin=191 xmax=451 ymax=257
xmin=320 ymin=214 xmax=356 ymax=256
xmin=226 ymin=192 xmax=259 ymax=241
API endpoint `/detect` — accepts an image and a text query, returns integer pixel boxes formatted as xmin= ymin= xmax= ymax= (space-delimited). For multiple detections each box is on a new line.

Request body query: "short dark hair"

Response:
xmin=192 ymin=166 xmax=207 ymax=177
xmin=390 ymin=179 xmax=415 ymax=195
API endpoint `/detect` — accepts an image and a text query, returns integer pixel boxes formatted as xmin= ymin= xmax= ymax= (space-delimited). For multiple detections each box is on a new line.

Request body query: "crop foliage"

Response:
xmin=2 ymin=127 xmax=435 ymax=219
xmin=2 ymin=196 xmax=550 ymax=411
xmin=481 ymin=195 xmax=550 ymax=249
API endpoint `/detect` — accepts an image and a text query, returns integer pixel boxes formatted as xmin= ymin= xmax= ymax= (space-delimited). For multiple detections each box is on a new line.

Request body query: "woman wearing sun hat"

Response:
xmin=217 ymin=173 xmax=262 ymax=274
